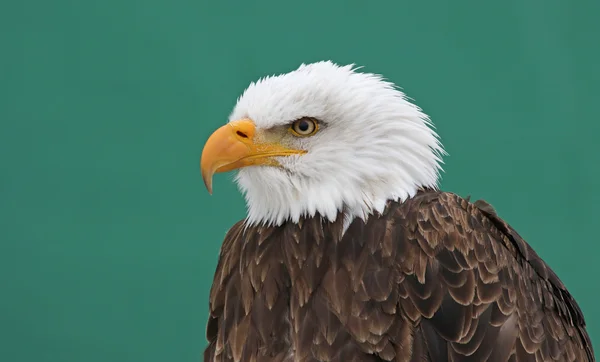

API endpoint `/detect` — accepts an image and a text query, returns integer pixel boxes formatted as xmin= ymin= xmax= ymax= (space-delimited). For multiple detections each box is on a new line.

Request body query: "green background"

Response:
xmin=2 ymin=0 xmax=598 ymax=361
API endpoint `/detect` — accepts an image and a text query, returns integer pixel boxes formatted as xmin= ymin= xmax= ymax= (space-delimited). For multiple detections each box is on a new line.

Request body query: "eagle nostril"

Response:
xmin=236 ymin=130 xmax=249 ymax=139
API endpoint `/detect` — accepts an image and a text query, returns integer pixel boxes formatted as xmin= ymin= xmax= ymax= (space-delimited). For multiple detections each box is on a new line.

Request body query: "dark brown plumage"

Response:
xmin=203 ymin=189 xmax=594 ymax=361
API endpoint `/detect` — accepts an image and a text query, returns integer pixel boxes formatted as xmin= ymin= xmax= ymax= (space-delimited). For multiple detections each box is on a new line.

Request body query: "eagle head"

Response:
xmin=200 ymin=61 xmax=445 ymax=227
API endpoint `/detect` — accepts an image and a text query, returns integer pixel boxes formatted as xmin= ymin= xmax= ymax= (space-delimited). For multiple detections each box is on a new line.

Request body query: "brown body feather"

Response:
xmin=204 ymin=190 xmax=594 ymax=361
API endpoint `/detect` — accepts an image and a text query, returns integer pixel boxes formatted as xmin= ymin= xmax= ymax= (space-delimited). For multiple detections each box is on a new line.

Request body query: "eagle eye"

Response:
xmin=290 ymin=117 xmax=319 ymax=137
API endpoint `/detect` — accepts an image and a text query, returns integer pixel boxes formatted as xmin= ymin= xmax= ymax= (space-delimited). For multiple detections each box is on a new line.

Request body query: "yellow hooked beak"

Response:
xmin=200 ymin=119 xmax=306 ymax=194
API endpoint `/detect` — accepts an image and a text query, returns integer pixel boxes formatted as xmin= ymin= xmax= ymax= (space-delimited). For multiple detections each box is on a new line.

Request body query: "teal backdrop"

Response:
xmin=1 ymin=0 xmax=599 ymax=361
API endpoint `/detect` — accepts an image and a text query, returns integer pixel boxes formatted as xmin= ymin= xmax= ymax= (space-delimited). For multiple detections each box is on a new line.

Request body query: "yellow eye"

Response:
xmin=290 ymin=117 xmax=319 ymax=137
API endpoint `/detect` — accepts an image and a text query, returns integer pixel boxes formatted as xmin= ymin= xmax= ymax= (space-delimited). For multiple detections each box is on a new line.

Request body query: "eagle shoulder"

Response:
xmin=393 ymin=190 xmax=594 ymax=361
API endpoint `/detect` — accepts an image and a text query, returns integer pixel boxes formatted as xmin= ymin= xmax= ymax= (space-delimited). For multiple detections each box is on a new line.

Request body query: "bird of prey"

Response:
xmin=199 ymin=61 xmax=594 ymax=362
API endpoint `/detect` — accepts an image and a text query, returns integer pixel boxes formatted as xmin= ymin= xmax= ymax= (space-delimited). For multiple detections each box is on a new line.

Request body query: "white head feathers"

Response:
xmin=228 ymin=61 xmax=445 ymax=227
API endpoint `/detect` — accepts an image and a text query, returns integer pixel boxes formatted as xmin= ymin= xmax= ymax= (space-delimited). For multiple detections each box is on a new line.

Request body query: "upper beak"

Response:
xmin=200 ymin=119 xmax=306 ymax=194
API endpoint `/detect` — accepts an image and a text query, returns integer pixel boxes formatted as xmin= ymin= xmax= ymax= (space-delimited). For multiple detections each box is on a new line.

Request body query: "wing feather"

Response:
xmin=392 ymin=191 xmax=594 ymax=362
xmin=203 ymin=190 xmax=594 ymax=361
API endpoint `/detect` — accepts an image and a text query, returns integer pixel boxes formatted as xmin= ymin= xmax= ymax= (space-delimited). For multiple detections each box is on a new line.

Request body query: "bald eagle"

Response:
xmin=200 ymin=61 xmax=594 ymax=362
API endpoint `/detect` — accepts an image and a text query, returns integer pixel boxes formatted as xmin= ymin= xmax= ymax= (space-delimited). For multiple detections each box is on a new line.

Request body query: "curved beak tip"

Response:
xmin=205 ymin=182 xmax=213 ymax=195
xmin=201 ymin=168 xmax=214 ymax=195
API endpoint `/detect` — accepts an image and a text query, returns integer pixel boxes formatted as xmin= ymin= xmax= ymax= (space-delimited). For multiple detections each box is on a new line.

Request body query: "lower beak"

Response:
xmin=200 ymin=119 xmax=305 ymax=194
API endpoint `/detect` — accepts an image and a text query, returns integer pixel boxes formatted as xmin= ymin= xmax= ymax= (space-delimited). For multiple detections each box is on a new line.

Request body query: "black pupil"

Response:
xmin=298 ymin=121 xmax=310 ymax=132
